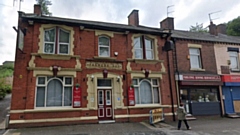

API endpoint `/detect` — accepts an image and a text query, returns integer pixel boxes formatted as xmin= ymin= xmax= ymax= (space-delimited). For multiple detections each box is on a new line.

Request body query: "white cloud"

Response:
xmin=0 ymin=0 xmax=240 ymax=64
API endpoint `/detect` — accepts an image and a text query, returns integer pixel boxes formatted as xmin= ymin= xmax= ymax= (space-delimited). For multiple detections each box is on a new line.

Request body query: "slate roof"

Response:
xmin=172 ymin=30 xmax=240 ymax=44
xmin=20 ymin=12 xmax=240 ymax=44
xmin=20 ymin=12 xmax=170 ymax=36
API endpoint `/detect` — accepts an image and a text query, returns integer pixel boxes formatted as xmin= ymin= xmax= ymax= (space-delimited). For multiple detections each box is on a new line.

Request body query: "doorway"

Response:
xmin=97 ymin=89 xmax=113 ymax=120
xmin=97 ymin=79 xmax=113 ymax=120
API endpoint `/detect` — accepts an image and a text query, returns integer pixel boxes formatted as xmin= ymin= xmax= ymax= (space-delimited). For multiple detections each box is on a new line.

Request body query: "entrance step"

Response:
xmin=99 ymin=120 xmax=115 ymax=124
xmin=227 ymin=113 xmax=240 ymax=118
xmin=186 ymin=114 xmax=197 ymax=121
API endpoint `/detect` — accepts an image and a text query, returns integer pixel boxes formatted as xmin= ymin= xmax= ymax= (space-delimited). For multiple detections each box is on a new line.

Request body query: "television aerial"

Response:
xmin=208 ymin=10 xmax=221 ymax=22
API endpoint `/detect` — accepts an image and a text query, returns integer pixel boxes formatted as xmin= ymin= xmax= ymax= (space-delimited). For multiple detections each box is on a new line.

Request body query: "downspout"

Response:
xmin=172 ymin=38 xmax=180 ymax=106
xmin=167 ymin=50 xmax=175 ymax=121
xmin=125 ymin=32 xmax=130 ymax=122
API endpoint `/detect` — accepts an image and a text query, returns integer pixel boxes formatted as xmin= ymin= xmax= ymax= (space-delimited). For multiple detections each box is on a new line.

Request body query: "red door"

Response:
xmin=97 ymin=89 xmax=113 ymax=120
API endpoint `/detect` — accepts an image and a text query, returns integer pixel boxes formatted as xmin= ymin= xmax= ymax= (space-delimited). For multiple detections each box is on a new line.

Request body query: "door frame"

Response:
xmin=97 ymin=89 xmax=113 ymax=120
xmin=96 ymin=78 xmax=113 ymax=121
xmin=222 ymin=86 xmax=235 ymax=114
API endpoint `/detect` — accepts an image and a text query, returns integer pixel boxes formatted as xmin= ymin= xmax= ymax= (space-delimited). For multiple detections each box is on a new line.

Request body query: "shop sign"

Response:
xmin=73 ymin=86 xmax=81 ymax=108
xmin=128 ymin=86 xmax=135 ymax=106
xmin=222 ymin=75 xmax=240 ymax=82
xmin=179 ymin=74 xmax=221 ymax=81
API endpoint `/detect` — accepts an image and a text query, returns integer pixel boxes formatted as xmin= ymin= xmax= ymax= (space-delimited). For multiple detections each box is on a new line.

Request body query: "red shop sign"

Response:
xmin=222 ymin=75 xmax=240 ymax=82
xmin=128 ymin=86 xmax=135 ymax=106
xmin=73 ymin=86 xmax=81 ymax=108
xmin=182 ymin=75 xmax=221 ymax=81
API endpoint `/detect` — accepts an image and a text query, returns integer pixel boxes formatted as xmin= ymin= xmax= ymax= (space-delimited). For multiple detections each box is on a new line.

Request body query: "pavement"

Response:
xmin=1 ymin=95 xmax=240 ymax=135
xmin=2 ymin=116 xmax=240 ymax=135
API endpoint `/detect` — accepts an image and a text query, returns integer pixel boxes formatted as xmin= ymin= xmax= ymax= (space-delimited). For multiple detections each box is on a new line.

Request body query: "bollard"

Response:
xmin=5 ymin=114 xmax=10 ymax=129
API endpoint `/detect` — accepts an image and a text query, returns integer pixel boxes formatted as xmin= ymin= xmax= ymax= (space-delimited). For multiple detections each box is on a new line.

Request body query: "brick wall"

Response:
xmin=10 ymin=16 xmax=177 ymax=127
xmin=175 ymin=39 xmax=218 ymax=74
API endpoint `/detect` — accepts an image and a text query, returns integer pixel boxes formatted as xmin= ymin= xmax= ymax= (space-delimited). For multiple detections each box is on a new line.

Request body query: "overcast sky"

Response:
xmin=0 ymin=0 xmax=240 ymax=65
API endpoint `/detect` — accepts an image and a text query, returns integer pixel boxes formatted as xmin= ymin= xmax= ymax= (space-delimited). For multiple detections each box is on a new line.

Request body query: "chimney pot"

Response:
xmin=128 ymin=10 xmax=139 ymax=26
xmin=34 ymin=4 xmax=41 ymax=16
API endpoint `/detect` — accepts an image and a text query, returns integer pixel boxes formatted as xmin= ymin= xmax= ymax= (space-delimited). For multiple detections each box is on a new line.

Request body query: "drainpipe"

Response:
xmin=166 ymin=50 xmax=176 ymax=121
xmin=172 ymin=38 xmax=180 ymax=106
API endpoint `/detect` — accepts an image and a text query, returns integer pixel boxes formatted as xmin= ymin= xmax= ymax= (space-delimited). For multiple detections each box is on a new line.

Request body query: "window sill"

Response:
xmin=128 ymin=104 xmax=170 ymax=109
xmin=23 ymin=107 xmax=89 ymax=113
xmin=190 ymin=68 xmax=206 ymax=71
xmin=31 ymin=53 xmax=80 ymax=60
xmin=127 ymin=59 xmax=164 ymax=64
xmin=93 ymin=56 xmax=117 ymax=61
xmin=231 ymin=69 xmax=240 ymax=72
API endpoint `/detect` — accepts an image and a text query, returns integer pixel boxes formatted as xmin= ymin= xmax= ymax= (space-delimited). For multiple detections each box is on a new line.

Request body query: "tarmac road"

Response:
xmin=0 ymin=94 xmax=11 ymax=135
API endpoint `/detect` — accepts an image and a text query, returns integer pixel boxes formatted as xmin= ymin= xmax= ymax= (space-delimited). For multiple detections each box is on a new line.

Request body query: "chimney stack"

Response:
xmin=128 ymin=10 xmax=139 ymax=26
xmin=209 ymin=22 xmax=227 ymax=35
xmin=217 ymin=24 xmax=227 ymax=35
xmin=209 ymin=21 xmax=217 ymax=35
xmin=160 ymin=17 xmax=174 ymax=30
xmin=34 ymin=4 xmax=41 ymax=16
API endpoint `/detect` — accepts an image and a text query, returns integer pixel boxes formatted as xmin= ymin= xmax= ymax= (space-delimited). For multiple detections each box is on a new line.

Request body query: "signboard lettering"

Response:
xmin=182 ymin=75 xmax=221 ymax=81
xmin=86 ymin=62 xmax=122 ymax=70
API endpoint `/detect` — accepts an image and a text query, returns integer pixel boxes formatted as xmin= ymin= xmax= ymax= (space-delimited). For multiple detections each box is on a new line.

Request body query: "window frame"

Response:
xmin=132 ymin=78 xmax=160 ymax=105
xmin=44 ymin=28 xmax=56 ymax=54
xmin=229 ymin=51 xmax=240 ymax=71
xmin=35 ymin=76 xmax=73 ymax=108
xmin=134 ymin=36 xmax=154 ymax=60
xmin=189 ymin=48 xmax=202 ymax=69
xmin=58 ymin=28 xmax=70 ymax=54
xmin=43 ymin=27 xmax=70 ymax=55
xmin=98 ymin=36 xmax=110 ymax=57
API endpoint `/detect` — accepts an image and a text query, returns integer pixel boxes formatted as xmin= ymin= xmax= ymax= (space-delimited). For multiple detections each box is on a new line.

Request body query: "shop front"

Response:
xmin=176 ymin=74 xmax=222 ymax=116
xmin=222 ymin=75 xmax=240 ymax=115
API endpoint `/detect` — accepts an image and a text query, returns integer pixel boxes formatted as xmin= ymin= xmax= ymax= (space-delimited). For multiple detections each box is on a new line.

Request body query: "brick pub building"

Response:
xmin=9 ymin=5 xmax=177 ymax=128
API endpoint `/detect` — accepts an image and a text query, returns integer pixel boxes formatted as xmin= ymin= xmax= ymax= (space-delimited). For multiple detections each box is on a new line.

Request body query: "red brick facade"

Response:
xmin=9 ymin=5 xmax=177 ymax=128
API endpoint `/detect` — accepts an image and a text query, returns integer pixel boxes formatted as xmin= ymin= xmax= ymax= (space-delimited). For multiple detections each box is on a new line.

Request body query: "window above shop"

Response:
xmin=229 ymin=51 xmax=240 ymax=71
xmin=189 ymin=48 xmax=203 ymax=70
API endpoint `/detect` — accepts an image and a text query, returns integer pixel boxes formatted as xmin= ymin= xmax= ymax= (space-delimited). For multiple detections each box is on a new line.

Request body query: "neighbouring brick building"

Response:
xmin=210 ymin=22 xmax=240 ymax=117
xmin=160 ymin=17 xmax=240 ymax=118
xmin=9 ymin=5 xmax=177 ymax=128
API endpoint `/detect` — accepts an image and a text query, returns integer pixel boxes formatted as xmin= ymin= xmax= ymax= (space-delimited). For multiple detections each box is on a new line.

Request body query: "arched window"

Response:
xmin=133 ymin=78 xmax=160 ymax=104
xmin=36 ymin=76 xmax=73 ymax=107
xmin=140 ymin=80 xmax=152 ymax=104
xmin=98 ymin=36 xmax=110 ymax=57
